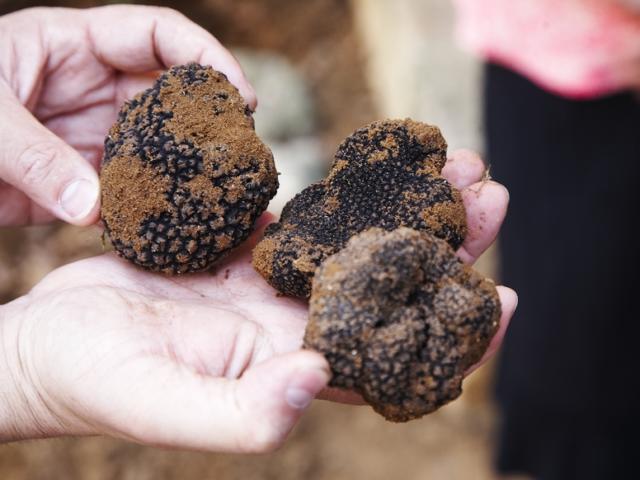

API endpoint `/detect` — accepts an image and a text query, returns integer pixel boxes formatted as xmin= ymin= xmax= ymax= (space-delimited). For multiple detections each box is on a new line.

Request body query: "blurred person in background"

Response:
xmin=454 ymin=0 xmax=640 ymax=478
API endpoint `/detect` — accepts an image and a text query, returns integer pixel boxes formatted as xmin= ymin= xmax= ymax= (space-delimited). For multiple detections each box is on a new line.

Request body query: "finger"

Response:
xmin=456 ymin=180 xmax=510 ymax=264
xmin=442 ymin=149 xmax=487 ymax=190
xmin=86 ymin=5 xmax=257 ymax=109
xmin=111 ymin=350 xmax=329 ymax=453
xmin=466 ymin=286 xmax=518 ymax=375
xmin=0 ymin=84 xmax=100 ymax=225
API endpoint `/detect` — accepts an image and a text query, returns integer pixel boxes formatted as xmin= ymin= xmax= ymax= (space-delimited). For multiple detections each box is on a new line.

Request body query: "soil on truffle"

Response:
xmin=101 ymin=63 xmax=278 ymax=274
xmin=304 ymin=227 xmax=501 ymax=422
xmin=253 ymin=119 xmax=466 ymax=297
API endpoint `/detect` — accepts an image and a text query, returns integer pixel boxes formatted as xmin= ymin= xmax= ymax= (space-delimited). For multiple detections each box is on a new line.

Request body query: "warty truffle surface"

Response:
xmin=100 ymin=63 xmax=278 ymax=274
xmin=253 ymin=119 xmax=466 ymax=297
xmin=304 ymin=227 xmax=501 ymax=422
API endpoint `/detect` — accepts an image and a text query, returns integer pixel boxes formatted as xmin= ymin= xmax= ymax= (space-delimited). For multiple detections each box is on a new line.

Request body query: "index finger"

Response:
xmin=85 ymin=5 xmax=257 ymax=109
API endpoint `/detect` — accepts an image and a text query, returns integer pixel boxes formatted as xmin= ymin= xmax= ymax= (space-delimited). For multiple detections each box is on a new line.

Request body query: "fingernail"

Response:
xmin=60 ymin=179 xmax=99 ymax=219
xmin=285 ymin=368 xmax=329 ymax=410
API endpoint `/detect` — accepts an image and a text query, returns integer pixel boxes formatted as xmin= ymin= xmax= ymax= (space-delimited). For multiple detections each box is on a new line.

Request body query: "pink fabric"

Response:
xmin=453 ymin=0 xmax=640 ymax=98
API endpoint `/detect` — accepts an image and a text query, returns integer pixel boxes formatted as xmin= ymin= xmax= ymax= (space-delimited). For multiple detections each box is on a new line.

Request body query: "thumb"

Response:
xmin=112 ymin=350 xmax=330 ymax=453
xmin=233 ymin=350 xmax=331 ymax=452
xmin=0 ymin=84 xmax=100 ymax=225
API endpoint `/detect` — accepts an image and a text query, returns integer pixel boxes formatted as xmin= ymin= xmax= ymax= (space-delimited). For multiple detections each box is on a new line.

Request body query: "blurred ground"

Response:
xmin=0 ymin=1 xmax=506 ymax=478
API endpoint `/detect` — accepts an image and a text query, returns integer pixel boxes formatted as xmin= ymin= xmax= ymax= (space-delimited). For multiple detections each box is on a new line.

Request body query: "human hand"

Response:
xmin=0 ymin=215 xmax=328 ymax=453
xmin=0 ymin=5 xmax=255 ymax=226
xmin=0 ymin=149 xmax=516 ymax=451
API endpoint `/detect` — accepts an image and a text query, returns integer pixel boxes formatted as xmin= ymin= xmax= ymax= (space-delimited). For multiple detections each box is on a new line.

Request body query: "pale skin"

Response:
xmin=0 ymin=6 xmax=517 ymax=453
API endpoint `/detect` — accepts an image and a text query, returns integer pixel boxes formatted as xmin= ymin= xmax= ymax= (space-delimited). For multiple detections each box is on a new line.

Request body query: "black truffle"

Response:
xmin=253 ymin=119 xmax=466 ymax=297
xmin=100 ymin=63 xmax=277 ymax=274
xmin=304 ymin=227 xmax=501 ymax=422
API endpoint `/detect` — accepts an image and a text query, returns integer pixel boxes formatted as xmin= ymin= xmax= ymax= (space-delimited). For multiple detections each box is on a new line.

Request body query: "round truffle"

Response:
xmin=304 ymin=227 xmax=501 ymax=422
xmin=253 ymin=119 xmax=466 ymax=297
xmin=100 ymin=63 xmax=278 ymax=274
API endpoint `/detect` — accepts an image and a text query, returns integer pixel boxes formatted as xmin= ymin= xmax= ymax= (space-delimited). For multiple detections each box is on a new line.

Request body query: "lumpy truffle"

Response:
xmin=253 ymin=119 xmax=466 ymax=297
xmin=100 ymin=63 xmax=278 ymax=274
xmin=304 ymin=227 xmax=501 ymax=422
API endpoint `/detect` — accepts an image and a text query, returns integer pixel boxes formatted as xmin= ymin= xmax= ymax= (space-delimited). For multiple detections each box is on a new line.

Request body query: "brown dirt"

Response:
xmin=101 ymin=158 xmax=171 ymax=246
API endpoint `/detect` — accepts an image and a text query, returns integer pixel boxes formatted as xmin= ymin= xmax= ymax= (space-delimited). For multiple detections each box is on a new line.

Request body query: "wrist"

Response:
xmin=0 ymin=299 xmax=65 ymax=442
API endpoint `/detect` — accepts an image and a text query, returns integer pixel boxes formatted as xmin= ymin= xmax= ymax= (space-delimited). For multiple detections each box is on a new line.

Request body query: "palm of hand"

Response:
xmin=19 ymin=239 xmax=313 ymax=450
xmin=33 ymin=246 xmax=307 ymax=374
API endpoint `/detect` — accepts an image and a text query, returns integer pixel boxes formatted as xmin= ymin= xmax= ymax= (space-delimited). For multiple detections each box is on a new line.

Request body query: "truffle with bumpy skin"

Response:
xmin=252 ymin=119 xmax=466 ymax=297
xmin=304 ymin=227 xmax=501 ymax=422
xmin=100 ymin=63 xmax=278 ymax=274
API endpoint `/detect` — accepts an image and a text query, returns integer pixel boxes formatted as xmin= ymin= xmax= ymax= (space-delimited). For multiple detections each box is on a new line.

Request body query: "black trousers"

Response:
xmin=484 ymin=63 xmax=640 ymax=480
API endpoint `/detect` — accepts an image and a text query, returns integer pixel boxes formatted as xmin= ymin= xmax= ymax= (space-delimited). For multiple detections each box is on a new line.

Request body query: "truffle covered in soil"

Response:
xmin=253 ymin=119 xmax=466 ymax=297
xmin=101 ymin=63 xmax=277 ymax=274
xmin=304 ymin=227 xmax=501 ymax=422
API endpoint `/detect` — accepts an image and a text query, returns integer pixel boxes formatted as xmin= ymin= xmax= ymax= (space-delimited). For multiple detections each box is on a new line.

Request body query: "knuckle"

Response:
xmin=16 ymin=143 xmax=60 ymax=188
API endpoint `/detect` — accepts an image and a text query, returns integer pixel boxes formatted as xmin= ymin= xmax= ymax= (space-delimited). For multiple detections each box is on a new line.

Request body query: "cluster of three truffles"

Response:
xmin=252 ymin=119 xmax=500 ymax=421
xmin=100 ymin=63 xmax=501 ymax=422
